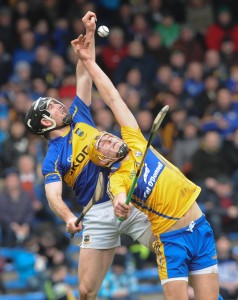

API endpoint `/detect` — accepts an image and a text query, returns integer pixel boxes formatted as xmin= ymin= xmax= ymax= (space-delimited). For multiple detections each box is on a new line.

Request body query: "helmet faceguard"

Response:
xmin=88 ymin=131 xmax=129 ymax=167
xmin=25 ymin=97 xmax=72 ymax=136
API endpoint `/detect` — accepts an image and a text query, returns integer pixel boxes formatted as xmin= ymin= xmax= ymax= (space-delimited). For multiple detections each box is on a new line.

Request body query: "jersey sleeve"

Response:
xmin=69 ymin=96 xmax=96 ymax=127
xmin=107 ymin=172 xmax=127 ymax=200
xmin=121 ymin=126 xmax=147 ymax=148
xmin=42 ymin=152 xmax=63 ymax=185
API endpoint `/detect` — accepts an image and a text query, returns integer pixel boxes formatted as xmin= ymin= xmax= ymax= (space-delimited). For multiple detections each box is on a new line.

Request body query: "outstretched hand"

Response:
xmin=71 ymin=11 xmax=96 ymax=59
xmin=71 ymin=34 xmax=93 ymax=60
xmin=82 ymin=11 xmax=97 ymax=32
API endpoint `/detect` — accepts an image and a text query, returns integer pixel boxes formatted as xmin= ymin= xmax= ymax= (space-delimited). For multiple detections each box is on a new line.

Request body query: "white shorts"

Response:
xmin=81 ymin=201 xmax=152 ymax=249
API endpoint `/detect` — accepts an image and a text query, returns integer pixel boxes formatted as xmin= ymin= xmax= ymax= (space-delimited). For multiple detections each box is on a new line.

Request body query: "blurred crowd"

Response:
xmin=1 ymin=0 xmax=238 ymax=298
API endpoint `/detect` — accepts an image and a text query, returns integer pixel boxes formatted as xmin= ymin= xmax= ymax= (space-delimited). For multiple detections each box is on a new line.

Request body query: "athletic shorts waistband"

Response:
xmin=160 ymin=214 xmax=206 ymax=239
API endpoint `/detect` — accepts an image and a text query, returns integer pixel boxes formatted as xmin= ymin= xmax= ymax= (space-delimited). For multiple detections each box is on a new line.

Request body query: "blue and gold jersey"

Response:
xmin=107 ymin=127 xmax=201 ymax=235
xmin=42 ymin=96 xmax=110 ymax=206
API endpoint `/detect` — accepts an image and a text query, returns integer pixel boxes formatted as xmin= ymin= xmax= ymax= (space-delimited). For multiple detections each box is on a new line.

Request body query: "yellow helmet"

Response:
xmin=87 ymin=131 xmax=129 ymax=167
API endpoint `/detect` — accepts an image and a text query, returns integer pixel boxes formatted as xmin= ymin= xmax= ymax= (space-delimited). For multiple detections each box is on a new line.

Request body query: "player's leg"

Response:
xmin=189 ymin=271 xmax=219 ymax=300
xmin=188 ymin=216 xmax=219 ymax=300
xmin=78 ymin=247 xmax=115 ymax=300
xmin=118 ymin=206 xmax=153 ymax=248
xmin=79 ymin=201 xmax=121 ymax=299
xmin=162 ymin=280 xmax=189 ymax=300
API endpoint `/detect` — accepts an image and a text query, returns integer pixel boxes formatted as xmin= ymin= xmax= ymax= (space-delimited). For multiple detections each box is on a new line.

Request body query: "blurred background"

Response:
xmin=0 ymin=0 xmax=238 ymax=299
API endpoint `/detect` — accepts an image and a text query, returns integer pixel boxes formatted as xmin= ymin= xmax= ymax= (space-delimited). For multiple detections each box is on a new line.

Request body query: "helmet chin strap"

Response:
xmin=41 ymin=114 xmax=72 ymax=136
xmin=105 ymin=143 xmax=129 ymax=167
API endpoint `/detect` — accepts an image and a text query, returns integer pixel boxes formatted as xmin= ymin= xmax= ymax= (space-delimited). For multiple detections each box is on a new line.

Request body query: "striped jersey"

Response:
xmin=107 ymin=127 xmax=201 ymax=235
xmin=42 ymin=96 xmax=110 ymax=206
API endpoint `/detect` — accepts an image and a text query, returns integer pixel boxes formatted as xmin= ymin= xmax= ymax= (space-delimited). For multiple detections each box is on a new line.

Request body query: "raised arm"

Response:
xmin=71 ymin=11 xmax=96 ymax=106
xmin=73 ymin=33 xmax=138 ymax=128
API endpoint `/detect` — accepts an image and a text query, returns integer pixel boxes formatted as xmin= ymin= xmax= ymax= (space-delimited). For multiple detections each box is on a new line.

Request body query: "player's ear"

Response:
xmin=41 ymin=118 xmax=52 ymax=127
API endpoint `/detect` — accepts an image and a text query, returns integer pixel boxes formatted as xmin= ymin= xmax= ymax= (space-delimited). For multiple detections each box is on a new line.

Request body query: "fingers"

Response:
xmin=82 ymin=11 xmax=97 ymax=30
xmin=114 ymin=202 xmax=130 ymax=219
xmin=82 ymin=11 xmax=96 ymax=22
xmin=66 ymin=218 xmax=82 ymax=235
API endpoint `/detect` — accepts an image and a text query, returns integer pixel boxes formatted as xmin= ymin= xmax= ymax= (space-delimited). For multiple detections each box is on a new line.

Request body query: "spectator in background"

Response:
xmin=124 ymin=88 xmax=142 ymax=116
xmin=130 ymin=13 xmax=150 ymax=45
xmin=94 ymin=108 xmax=120 ymax=137
xmin=0 ymin=168 xmax=34 ymax=247
xmin=99 ymin=246 xmax=138 ymax=300
xmin=0 ymin=256 xmax=6 ymax=294
xmin=100 ymin=27 xmax=128 ymax=78
xmin=169 ymin=49 xmax=186 ymax=77
xmin=8 ymin=60 xmax=32 ymax=93
xmin=225 ymin=65 xmax=238 ymax=100
xmin=113 ymin=40 xmax=157 ymax=85
xmin=17 ymin=154 xmax=55 ymax=223
xmin=197 ymin=175 xmax=238 ymax=239
xmin=184 ymin=61 xmax=204 ymax=99
xmin=45 ymin=54 xmax=66 ymax=88
xmin=185 ymin=0 xmax=214 ymax=37
xmin=216 ymin=235 xmax=238 ymax=299
xmin=205 ymin=5 xmax=238 ymax=52
xmin=125 ymin=67 xmax=148 ymax=106
xmin=172 ymin=24 xmax=204 ymax=63
xmin=193 ymin=75 xmax=219 ymax=118
xmin=1 ymin=120 xmax=29 ymax=170
xmin=31 ymin=45 xmax=51 ymax=80
xmin=31 ymin=78 xmax=48 ymax=100
xmin=136 ymin=109 xmax=162 ymax=151
xmin=13 ymin=234 xmax=47 ymax=291
xmin=0 ymin=40 xmax=12 ymax=86
xmin=44 ymin=263 xmax=75 ymax=300
xmin=191 ymin=130 xmax=230 ymax=183
xmin=220 ymin=37 xmax=238 ymax=71
xmin=34 ymin=19 xmax=51 ymax=48
xmin=12 ymin=30 xmax=36 ymax=66
xmin=146 ymin=0 xmax=164 ymax=27
xmin=144 ymin=31 xmax=170 ymax=66
xmin=108 ymin=2 xmax=133 ymax=41
xmin=14 ymin=17 xmax=31 ymax=40
xmin=0 ymin=7 xmax=14 ymax=53
xmin=202 ymin=88 xmax=238 ymax=138
xmin=12 ymin=0 xmax=32 ymax=26
xmin=154 ymin=10 xmax=180 ymax=48
xmin=172 ymin=117 xmax=201 ymax=177
xmin=36 ymin=223 xmax=70 ymax=270
xmin=8 ymin=91 xmax=32 ymax=122
xmin=168 ymin=76 xmax=190 ymax=106
xmin=223 ymin=128 xmax=238 ymax=172
xmin=51 ymin=18 xmax=70 ymax=57
xmin=160 ymin=105 xmax=187 ymax=160
xmin=149 ymin=64 xmax=172 ymax=98
xmin=203 ymin=49 xmax=228 ymax=84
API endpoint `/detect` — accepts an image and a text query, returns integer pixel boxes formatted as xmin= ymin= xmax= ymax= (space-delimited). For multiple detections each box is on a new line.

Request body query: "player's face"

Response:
xmin=97 ymin=133 xmax=123 ymax=161
xmin=46 ymin=99 xmax=68 ymax=125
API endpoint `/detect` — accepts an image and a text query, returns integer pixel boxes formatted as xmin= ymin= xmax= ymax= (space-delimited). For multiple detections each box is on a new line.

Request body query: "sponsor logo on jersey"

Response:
xmin=135 ymin=151 xmax=142 ymax=157
xmin=129 ymin=170 xmax=136 ymax=179
xmin=69 ymin=145 xmax=88 ymax=175
xmin=143 ymin=161 xmax=164 ymax=199
xmin=75 ymin=128 xmax=87 ymax=139
xmin=67 ymin=155 xmax=72 ymax=162
xmin=143 ymin=163 xmax=150 ymax=183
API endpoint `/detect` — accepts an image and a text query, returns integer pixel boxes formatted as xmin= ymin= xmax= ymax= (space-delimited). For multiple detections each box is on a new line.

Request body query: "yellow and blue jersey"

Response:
xmin=107 ymin=127 xmax=201 ymax=235
xmin=42 ymin=96 xmax=110 ymax=206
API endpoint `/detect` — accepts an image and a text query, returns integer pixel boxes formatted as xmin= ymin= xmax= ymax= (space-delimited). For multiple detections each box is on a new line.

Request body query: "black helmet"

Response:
xmin=25 ymin=97 xmax=72 ymax=136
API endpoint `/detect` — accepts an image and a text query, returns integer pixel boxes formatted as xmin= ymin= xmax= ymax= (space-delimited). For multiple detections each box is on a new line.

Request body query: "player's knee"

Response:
xmin=79 ymin=282 xmax=98 ymax=298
